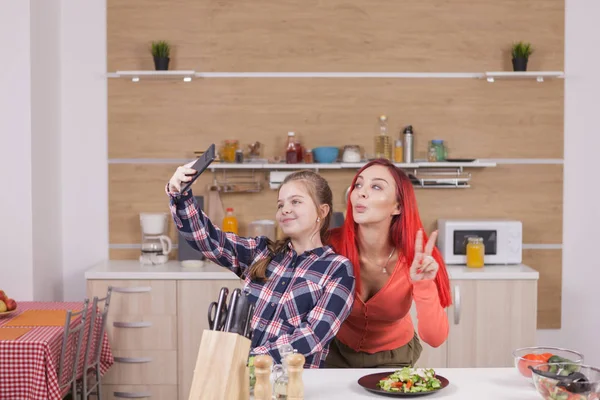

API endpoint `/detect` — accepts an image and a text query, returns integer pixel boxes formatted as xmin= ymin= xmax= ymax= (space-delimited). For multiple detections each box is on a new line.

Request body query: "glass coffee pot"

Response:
xmin=139 ymin=213 xmax=172 ymax=265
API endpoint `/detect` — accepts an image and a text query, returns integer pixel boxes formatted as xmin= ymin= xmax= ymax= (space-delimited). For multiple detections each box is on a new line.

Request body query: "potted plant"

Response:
xmin=151 ymin=40 xmax=171 ymax=71
xmin=511 ymin=41 xmax=534 ymax=72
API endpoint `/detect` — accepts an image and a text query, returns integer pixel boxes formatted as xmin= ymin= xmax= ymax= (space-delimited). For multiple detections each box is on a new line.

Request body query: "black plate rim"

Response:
xmin=357 ymin=371 xmax=450 ymax=397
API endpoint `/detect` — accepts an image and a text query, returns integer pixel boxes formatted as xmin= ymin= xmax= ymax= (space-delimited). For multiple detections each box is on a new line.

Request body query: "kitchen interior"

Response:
xmin=5 ymin=0 xmax=600 ymax=399
xmin=87 ymin=0 xmax=570 ymax=397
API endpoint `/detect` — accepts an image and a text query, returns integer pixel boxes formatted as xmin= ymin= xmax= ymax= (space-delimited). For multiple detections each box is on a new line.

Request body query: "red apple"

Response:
xmin=5 ymin=298 xmax=16 ymax=311
xmin=0 ymin=290 xmax=7 ymax=303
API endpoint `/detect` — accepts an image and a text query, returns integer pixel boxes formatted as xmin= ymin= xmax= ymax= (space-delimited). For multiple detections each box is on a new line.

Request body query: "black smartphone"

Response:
xmin=180 ymin=143 xmax=216 ymax=194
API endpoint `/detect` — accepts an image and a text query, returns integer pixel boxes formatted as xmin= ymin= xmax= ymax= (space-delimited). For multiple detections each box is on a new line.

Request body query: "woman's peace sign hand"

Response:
xmin=410 ymin=229 xmax=439 ymax=282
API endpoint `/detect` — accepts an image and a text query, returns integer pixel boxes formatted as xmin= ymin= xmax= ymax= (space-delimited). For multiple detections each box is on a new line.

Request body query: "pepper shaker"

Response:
xmin=286 ymin=353 xmax=305 ymax=400
xmin=253 ymin=355 xmax=273 ymax=400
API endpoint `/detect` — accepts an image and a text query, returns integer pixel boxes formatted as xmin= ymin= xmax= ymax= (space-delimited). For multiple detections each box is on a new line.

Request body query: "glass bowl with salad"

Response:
xmin=513 ymin=346 xmax=584 ymax=379
xmin=531 ymin=363 xmax=600 ymax=400
xmin=376 ymin=367 xmax=443 ymax=394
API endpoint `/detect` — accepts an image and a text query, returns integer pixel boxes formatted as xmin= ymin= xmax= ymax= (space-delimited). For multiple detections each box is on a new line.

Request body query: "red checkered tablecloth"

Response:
xmin=0 ymin=301 xmax=114 ymax=400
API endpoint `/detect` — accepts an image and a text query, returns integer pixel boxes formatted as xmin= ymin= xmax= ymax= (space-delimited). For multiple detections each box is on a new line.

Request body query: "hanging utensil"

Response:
xmin=223 ymin=288 xmax=241 ymax=332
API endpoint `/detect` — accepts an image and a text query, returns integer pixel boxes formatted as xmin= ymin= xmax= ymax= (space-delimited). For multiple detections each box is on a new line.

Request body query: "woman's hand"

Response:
xmin=168 ymin=161 xmax=196 ymax=194
xmin=410 ymin=229 xmax=439 ymax=282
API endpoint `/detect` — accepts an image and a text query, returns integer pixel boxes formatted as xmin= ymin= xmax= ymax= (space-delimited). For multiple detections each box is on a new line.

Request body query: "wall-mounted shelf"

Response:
xmin=483 ymin=71 xmax=564 ymax=83
xmin=106 ymin=70 xmax=564 ymax=82
xmin=107 ymin=70 xmax=196 ymax=82
xmin=206 ymin=160 xmax=495 ymax=189
xmin=208 ymin=160 xmax=495 ymax=171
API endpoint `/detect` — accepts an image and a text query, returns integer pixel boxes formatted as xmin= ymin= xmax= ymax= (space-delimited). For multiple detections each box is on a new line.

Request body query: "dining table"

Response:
xmin=253 ymin=367 xmax=543 ymax=399
xmin=0 ymin=301 xmax=114 ymax=400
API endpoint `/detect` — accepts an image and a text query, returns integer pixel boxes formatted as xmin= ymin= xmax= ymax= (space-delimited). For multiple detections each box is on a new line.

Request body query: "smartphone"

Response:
xmin=180 ymin=143 xmax=216 ymax=194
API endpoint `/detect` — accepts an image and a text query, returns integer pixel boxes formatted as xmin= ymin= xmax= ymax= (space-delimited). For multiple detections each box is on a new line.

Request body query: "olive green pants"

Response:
xmin=325 ymin=334 xmax=423 ymax=368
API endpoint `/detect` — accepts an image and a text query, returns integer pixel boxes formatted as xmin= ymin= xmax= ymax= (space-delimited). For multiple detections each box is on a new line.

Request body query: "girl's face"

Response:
xmin=277 ymin=181 xmax=327 ymax=240
xmin=350 ymin=165 xmax=400 ymax=225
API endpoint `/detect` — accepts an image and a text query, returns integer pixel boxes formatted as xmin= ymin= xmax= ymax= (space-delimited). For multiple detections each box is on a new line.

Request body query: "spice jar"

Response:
xmin=466 ymin=237 xmax=485 ymax=268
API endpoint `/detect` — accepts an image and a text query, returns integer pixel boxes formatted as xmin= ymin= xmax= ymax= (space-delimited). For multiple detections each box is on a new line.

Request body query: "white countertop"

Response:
xmin=85 ymin=260 xmax=539 ymax=280
xmin=277 ymin=368 xmax=540 ymax=399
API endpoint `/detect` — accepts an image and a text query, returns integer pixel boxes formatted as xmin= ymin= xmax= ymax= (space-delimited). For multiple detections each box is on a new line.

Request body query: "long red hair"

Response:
xmin=329 ymin=159 xmax=452 ymax=308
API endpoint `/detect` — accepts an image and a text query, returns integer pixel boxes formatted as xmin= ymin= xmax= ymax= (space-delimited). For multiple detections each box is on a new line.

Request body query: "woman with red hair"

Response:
xmin=325 ymin=159 xmax=451 ymax=368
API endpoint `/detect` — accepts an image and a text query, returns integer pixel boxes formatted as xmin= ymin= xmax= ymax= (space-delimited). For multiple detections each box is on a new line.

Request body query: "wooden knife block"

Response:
xmin=188 ymin=329 xmax=251 ymax=400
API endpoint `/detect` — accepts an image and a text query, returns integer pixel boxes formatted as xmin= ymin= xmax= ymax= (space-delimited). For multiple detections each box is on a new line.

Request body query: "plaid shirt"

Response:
xmin=168 ymin=188 xmax=355 ymax=368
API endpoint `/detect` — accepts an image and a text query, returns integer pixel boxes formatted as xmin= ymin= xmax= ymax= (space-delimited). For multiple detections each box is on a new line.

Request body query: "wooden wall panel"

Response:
xmin=523 ymin=249 xmax=562 ymax=329
xmin=108 ymin=0 xmax=564 ymax=72
xmin=109 ymin=164 xmax=562 ymax=245
xmin=108 ymin=78 xmax=563 ymax=159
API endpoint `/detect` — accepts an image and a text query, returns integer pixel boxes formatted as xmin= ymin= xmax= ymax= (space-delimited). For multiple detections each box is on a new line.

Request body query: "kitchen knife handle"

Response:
xmin=213 ymin=287 xmax=229 ymax=331
xmin=224 ymin=288 xmax=241 ymax=332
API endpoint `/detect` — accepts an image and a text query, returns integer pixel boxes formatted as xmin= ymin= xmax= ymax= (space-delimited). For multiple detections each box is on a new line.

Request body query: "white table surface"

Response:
xmin=276 ymin=368 xmax=540 ymax=399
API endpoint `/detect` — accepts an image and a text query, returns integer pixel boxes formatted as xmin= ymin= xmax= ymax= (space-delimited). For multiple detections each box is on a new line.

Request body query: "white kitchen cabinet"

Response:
xmin=177 ymin=279 xmax=243 ymax=400
xmin=447 ymin=279 xmax=537 ymax=367
xmin=85 ymin=260 xmax=539 ymax=399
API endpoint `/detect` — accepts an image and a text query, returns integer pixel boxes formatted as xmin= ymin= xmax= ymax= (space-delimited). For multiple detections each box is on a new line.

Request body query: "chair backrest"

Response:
xmin=57 ymin=298 xmax=90 ymax=394
xmin=82 ymin=286 xmax=112 ymax=375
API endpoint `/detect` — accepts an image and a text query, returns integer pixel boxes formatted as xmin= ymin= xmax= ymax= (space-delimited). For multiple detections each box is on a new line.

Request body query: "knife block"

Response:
xmin=188 ymin=329 xmax=251 ymax=400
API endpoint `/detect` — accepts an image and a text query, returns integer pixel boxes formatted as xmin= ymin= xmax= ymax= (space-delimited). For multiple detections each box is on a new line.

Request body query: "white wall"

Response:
xmin=0 ymin=0 xmax=107 ymax=301
xmin=536 ymin=0 xmax=600 ymax=366
xmin=60 ymin=0 xmax=108 ymax=301
xmin=0 ymin=1 xmax=34 ymax=300
xmin=31 ymin=0 xmax=63 ymax=300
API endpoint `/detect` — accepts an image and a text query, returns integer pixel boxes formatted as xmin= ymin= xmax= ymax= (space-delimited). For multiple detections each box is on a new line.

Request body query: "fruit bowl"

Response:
xmin=513 ymin=346 xmax=584 ymax=379
xmin=0 ymin=308 xmax=17 ymax=318
xmin=531 ymin=363 xmax=600 ymax=399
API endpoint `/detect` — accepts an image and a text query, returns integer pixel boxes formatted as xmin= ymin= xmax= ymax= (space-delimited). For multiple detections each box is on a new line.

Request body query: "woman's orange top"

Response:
xmin=336 ymin=259 xmax=449 ymax=354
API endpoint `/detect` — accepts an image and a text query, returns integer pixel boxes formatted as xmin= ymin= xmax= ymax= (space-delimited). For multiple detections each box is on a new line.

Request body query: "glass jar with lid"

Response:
xmin=466 ymin=237 xmax=485 ymax=268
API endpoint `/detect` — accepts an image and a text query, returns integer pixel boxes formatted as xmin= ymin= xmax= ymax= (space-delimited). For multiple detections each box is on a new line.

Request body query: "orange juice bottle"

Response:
xmin=466 ymin=237 xmax=485 ymax=268
xmin=222 ymin=208 xmax=238 ymax=234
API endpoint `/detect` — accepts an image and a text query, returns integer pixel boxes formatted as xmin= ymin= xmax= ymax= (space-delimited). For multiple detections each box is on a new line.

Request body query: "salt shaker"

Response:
xmin=286 ymin=353 xmax=305 ymax=400
xmin=253 ymin=355 xmax=273 ymax=400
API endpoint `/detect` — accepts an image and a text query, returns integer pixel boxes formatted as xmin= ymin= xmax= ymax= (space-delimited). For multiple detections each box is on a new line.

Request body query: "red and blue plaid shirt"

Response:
xmin=168 ymin=189 xmax=355 ymax=368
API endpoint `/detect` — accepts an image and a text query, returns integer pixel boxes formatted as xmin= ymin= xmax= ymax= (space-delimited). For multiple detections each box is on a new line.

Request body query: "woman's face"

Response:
xmin=350 ymin=165 xmax=400 ymax=225
xmin=276 ymin=181 xmax=325 ymax=239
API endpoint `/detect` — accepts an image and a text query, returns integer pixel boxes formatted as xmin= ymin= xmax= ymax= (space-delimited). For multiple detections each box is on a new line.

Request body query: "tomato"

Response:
xmin=518 ymin=353 xmax=546 ymax=377
xmin=391 ymin=382 xmax=403 ymax=389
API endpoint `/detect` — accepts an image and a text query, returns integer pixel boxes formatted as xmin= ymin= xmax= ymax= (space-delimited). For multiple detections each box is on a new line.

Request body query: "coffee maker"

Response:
xmin=140 ymin=212 xmax=172 ymax=265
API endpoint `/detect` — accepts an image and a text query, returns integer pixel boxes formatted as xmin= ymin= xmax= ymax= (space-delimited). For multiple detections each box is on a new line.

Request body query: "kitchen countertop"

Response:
xmin=85 ymin=260 xmax=539 ymax=280
xmin=268 ymin=367 xmax=540 ymax=399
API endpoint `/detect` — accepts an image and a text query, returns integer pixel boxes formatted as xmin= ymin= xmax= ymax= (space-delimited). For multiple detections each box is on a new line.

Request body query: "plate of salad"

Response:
xmin=358 ymin=367 xmax=449 ymax=397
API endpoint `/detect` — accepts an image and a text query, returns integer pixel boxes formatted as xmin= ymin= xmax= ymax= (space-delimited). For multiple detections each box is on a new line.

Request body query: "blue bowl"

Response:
xmin=312 ymin=147 xmax=339 ymax=163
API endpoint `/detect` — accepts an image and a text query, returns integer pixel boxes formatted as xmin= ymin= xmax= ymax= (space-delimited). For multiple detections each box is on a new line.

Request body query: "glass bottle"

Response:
xmin=466 ymin=237 xmax=485 ymax=268
xmin=374 ymin=115 xmax=392 ymax=160
xmin=222 ymin=208 xmax=238 ymax=234
xmin=272 ymin=344 xmax=295 ymax=399
xmin=394 ymin=139 xmax=404 ymax=163
xmin=285 ymin=132 xmax=298 ymax=164
xmin=427 ymin=142 xmax=438 ymax=162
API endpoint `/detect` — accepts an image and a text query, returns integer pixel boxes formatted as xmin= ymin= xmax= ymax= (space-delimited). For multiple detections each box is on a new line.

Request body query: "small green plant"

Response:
xmin=151 ymin=40 xmax=170 ymax=58
xmin=511 ymin=41 xmax=534 ymax=59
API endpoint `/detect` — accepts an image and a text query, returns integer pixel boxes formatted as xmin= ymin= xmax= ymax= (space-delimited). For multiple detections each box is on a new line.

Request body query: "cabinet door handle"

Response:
xmin=112 ymin=286 xmax=152 ymax=293
xmin=114 ymin=356 xmax=153 ymax=363
xmin=113 ymin=321 xmax=153 ymax=328
xmin=113 ymin=392 xmax=152 ymax=398
xmin=453 ymin=285 xmax=461 ymax=325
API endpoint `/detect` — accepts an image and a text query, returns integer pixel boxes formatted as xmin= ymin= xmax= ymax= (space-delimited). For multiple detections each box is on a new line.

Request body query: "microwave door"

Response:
xmin=453 ymin=230 xmax=498 ymax=256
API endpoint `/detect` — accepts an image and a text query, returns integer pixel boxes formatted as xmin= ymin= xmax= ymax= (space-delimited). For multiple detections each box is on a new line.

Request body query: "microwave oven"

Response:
xmin=437 ymin=219 xmax=522 ymax=265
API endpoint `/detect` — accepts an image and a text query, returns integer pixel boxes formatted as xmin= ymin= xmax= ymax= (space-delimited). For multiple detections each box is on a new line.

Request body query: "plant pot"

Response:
xmin=512 ymin=57 xmax=528 ymax=72
xmin=153 ymin=56 xmax=170 ymax=71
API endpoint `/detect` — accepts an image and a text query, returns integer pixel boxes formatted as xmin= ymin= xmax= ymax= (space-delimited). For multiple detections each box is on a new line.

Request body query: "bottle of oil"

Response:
xmin=374 ymin=115 xmax=392 ymax=160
